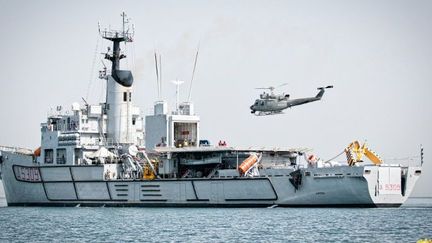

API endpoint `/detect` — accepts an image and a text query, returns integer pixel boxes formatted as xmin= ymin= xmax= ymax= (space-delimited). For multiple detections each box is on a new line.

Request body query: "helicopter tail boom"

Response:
xmin=315 ymin=85 xmax=333 ymax=99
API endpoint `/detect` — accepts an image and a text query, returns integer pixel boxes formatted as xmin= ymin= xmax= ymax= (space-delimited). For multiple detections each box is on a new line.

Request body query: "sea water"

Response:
xmin=0 ymin=206 xmax=431 ymax=242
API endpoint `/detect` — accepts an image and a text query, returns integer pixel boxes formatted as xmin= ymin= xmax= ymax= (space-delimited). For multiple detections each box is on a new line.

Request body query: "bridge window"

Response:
xmin=56 ymin=149 xmax=66 ymax=164
xmin=44 ymin=149 xmax=53 ymax=164
xmin=74 ymin=148 xmax=81 ymax=164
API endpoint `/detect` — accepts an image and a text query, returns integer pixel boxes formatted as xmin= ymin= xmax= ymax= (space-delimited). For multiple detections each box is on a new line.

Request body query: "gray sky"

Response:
xmin=0 ymin=0 xmax=431 ymax=196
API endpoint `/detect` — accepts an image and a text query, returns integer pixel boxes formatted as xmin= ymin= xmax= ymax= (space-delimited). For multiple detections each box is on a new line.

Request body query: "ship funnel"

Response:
xmin=113 ymin=70 xmax=133 ymax=87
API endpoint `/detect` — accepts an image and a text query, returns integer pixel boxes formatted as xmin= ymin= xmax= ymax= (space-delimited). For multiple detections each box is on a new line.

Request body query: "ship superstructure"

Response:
xmin=37 ymin=13 xmax=144 ymax=167
xmin=0 ymin=13 xmax=423 ymax=207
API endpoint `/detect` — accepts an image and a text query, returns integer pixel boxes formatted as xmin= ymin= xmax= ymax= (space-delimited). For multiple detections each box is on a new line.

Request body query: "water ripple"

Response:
xmin=0 ymin=207 xmax=431 ymax=242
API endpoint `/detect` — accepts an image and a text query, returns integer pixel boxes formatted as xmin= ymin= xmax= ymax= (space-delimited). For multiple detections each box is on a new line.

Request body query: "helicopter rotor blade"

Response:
xmin=255 ymin=83 xmax=287 ymax=90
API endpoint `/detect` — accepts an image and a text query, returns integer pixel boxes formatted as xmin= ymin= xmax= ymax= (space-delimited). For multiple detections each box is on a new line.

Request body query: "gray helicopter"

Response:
xmin=250 ymin=84 xmax=333 ymax=115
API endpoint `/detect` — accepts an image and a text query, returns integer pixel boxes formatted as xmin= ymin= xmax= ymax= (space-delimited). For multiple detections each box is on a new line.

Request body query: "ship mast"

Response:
xmin=99 ymin=13 xmax=135 ymax=145
xmin=100 ymin=12 xmax=134 ymax=87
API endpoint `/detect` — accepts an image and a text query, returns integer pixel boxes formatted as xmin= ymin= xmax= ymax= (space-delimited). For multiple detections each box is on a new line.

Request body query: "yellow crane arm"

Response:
xmin=364 ymin=147 xmax=382 ymax=165
xmin=345 ymin=140 xmax=383 ymax=166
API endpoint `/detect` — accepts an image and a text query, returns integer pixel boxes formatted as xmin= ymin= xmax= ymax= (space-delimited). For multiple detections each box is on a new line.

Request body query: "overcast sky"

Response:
xmin=0 ymin=0 xmax=431 ymax=196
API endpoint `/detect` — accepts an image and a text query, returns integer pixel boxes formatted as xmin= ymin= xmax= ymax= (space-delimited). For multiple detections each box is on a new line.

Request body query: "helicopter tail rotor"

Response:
xmin=316 ymin=85 xmax=333 ymax=99
xmin=317 ymin=85 xmax=334 ymax=90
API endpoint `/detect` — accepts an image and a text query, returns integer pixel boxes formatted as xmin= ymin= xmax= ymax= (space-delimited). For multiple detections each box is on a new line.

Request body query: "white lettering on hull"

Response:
xmin=14 ymin=166 xmax=41 ymax=182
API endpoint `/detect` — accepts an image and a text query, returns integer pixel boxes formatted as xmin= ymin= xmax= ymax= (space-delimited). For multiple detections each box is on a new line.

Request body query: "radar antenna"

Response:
xmin=154 ymin=51 xmax=161 ymax=100
xmin=187 ymin=45 xmax=200 ymax=102
xmin=153 ymin=52 xmax=163 ymax=100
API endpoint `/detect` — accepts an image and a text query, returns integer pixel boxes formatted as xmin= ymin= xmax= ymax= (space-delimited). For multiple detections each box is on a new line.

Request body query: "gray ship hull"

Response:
xmin=0 ymin=162 xmax=5 ymax=206
xmin=0 ymin=151 xmax=421 ymax=207
xmin=0 ymin=180 xmax=6 ymax=207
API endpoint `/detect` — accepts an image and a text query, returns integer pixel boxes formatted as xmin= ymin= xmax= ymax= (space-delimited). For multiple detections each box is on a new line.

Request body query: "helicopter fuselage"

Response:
xmin=250 ymin=86 xmax=333 ymax=115
xmin=250 ymin=99 xmax=289 ymax=112
xmin=250 ymin=97 xmax=319 ymax=112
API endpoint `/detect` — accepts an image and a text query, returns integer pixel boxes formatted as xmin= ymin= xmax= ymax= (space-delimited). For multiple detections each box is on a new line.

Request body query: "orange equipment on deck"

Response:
xmin=238 ymin=154 xmax=259 ymax=174
xmin=33 ymin=147 xmax=41 ymax=157
xmin=143 ymin=159 xmax=158 ymax=180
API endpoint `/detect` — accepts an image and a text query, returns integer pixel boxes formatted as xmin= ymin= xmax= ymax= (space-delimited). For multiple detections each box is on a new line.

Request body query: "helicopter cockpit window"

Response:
xmin=255 ymin=101 xmax=259 ymax=105
xmin=260 ymin=101 xmax=264 ymax=106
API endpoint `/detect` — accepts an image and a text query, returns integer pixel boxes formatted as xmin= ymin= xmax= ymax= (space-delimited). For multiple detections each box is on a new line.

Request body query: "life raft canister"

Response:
xmin=308 ymin=154 xmax=317 ymax=162
xmin=33 ymin=147 xmax=41 ymax=157
xmin=238 ymin=154 xmax=259 ymax=174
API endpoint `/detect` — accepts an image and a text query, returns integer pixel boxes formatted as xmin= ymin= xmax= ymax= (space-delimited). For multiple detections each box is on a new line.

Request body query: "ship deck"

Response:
xmin=153 ymin=146 xmax=311 ymax=154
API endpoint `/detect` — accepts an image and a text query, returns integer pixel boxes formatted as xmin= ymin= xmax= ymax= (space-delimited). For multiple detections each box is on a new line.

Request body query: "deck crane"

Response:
xmin=345 ymin=140 xmax=383 ymax=166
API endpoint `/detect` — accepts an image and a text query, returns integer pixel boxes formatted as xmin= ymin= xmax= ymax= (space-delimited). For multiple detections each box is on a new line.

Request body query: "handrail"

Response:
xmin=0 ymin=145 xmax=33 ymax=154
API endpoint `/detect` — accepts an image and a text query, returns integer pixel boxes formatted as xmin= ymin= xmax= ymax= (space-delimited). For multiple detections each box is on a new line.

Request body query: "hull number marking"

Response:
xmin=15 ymin=166 xmax=41 ymax=182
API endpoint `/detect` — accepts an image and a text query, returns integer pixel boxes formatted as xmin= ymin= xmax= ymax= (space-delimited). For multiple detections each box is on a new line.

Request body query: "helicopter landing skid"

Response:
xmin=255 ymin=111 xmax=284 ymax=116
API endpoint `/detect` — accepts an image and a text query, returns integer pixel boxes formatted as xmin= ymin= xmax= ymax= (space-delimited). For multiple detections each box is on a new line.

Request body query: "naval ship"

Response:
xmin=0 ymin=14 xmax=423 ymax=207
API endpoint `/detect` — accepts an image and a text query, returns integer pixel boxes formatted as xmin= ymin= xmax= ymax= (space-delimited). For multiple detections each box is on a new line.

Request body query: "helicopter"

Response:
xmin=250 ymin=84 xmax=333 ymax=116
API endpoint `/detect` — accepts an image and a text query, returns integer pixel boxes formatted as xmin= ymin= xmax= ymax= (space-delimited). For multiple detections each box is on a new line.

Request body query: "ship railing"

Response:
xmin=100 ymin=30 xmax=133 ymax=42
xmin=383 ymin=156 xmax=422 ymax=167
xmin=78 ymin=137 xmax=123 ymax=149
xmin=0 ymin=145 xmax=33 ymax=155
xmin=84 ymin=138 xmax=120 ymax=147
xmin=43 ymin=122 xmax=80 ymax=133
xmin=103 ymin=138 xmax=118 ymax=147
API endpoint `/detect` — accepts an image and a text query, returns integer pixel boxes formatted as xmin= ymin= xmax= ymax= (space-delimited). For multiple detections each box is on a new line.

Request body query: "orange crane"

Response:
xmin=345 ymin=140 xmax=383 ymax=166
